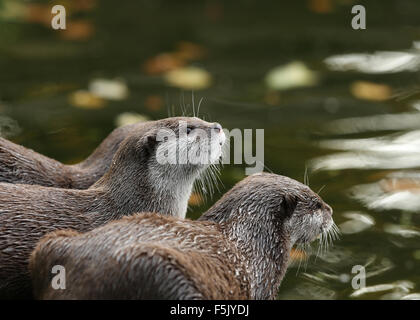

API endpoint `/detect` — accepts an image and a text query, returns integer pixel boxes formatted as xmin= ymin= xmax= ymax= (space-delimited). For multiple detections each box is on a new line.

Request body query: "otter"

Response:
xmin=0 ymin=117 xmax=225 ymax=299
xmin=29 ymin=173 xmax=337 ymax=300
xmin=0 ymin=122 xmax=150 ymax=189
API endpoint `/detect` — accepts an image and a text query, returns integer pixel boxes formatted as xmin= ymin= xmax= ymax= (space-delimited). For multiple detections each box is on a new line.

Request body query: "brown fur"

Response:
xmin=0 ymin=117 xmax=223 ymax=299
xmin=30 ymin=173 xmax=334 ymax=300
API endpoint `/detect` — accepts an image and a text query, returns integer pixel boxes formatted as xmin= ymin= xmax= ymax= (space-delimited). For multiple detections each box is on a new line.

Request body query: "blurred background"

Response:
xmin=0 ymin=0 xmax=420 ymax=299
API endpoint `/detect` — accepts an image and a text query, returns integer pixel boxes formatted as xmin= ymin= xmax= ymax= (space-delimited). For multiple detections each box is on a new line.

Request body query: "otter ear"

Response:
xmin=137 ymin=133 xmax=157 ymax=155
xmin=281 ymin=193 xmax=298 ymax=217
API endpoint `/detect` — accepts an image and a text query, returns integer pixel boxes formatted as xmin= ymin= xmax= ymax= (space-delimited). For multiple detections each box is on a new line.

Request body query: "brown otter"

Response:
xmin=0 ymin=122 xmax=149 ymax=189
xmin=29 ymin=173 xmax=337 ymax=300
xmin=0 ymin=116 xmax=225 ymax=299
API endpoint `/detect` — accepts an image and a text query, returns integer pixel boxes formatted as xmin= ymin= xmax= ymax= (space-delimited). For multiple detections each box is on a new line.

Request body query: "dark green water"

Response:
xmin=1 ymin=0 xmax=419 ymax=299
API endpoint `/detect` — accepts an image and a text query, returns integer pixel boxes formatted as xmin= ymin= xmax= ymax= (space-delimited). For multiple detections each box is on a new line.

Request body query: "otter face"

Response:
xmin=152 ymin=117 xmax=226 ymax=174
xmin=224 ymin=173 xmax=336 ymax=246
xmin=285 ymin=191 xmax=334 ymax=245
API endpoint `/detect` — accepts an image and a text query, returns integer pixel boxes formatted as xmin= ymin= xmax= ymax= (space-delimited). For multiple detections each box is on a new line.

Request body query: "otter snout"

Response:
xmin=212 ymin=122 xmax=222 ymax=133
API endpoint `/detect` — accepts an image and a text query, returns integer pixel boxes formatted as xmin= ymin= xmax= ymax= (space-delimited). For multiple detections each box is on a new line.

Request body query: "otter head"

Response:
xmin=200 ymin=172 xmax=335 ymax=299
xmin=97 ymin=116 xmax=225 ymax=218
xmin=150 ymin=116 xmax=225 ymax=179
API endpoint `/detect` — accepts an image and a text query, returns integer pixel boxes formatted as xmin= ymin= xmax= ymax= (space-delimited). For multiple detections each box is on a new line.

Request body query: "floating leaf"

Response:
xmin=143 ymin=53 xmax=185 ymax=75
xmin=308 ymin=0 xmax=334 ymax=14
xmin=60 ymin=20 xmax=95 ymax=41
xmin=175 ymin=41 xmax=207 ymax=61
xmin=89 ymin=78 xmax=129 ymax=101
xmin=69 ymin=90 xmax=105 ymax=109
xmin=25 ymin=3 xmax=51 ymax=25
xmin=350 ymin=81 xmax=392 ymax=101
xmin=290 ymin=248 xmax=307 ymax=262
xmin=164 ymin=66 xmax=212 ymax=90
xmin=265 ymin=61 xmax=318 ymax=90
xmin=188 ymin=192 xmax=204 ymax=207
xmin=144 ymin=95 xmax=164 ymax=111
xmin=114 ymin=112 xmax=150 ymax=128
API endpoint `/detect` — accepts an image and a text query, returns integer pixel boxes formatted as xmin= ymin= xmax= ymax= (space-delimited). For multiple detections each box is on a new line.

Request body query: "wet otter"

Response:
xmin=0 ymin=117 xmax=225 ymax=299
xmin=30 ymin=173 xmax=336 ymax=300
xmin=0 ymin=122 xmax=148 ymax=189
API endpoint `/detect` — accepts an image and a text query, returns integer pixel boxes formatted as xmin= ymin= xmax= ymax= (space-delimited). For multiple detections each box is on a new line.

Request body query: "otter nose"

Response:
xmin=212 ymin=122 xmax=222 ymax=133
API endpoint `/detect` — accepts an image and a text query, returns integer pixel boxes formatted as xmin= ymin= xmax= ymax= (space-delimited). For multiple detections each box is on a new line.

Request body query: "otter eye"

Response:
xmin=186 ymin=127 xmax=193 ymax=134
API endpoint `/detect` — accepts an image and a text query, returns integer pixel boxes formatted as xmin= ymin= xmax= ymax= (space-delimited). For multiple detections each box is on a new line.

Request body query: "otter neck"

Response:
xmin=66 ymin=126 xmax=133 ymax=188
xmin=94 ymin=161 xmax=200 ymax=221
xmin=203 ymin=206 xmax=292 ymax=300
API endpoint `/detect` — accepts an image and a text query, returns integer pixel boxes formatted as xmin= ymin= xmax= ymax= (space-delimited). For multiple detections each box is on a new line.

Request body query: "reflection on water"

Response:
xmin=324 ymin=112 xmax=420 ymax=134
xmin=1 ymin=0 xmax=420 ymax=300
xmin=350 ymin=171 xmax=420 ymax=212
xmin=311 ymin=130 xmax=420 ymax=171
xmin=324 ymin=47 xmax=420 ymax=74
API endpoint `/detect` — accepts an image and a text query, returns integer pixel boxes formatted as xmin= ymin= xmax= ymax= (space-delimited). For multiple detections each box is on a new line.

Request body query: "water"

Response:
xmin=0 ymin=0 xmax=419 ymax=299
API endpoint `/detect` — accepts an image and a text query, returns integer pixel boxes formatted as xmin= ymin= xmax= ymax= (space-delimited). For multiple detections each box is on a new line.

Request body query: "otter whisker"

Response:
xmin=192 ymin=90 xmax=195 ymax=117
xmin=303 ymin=166 xmax=310 ymax=187
xmin=317 ymin=185 xmax=326 ymax=195
xmin=197 ymin=97 xmax=204 ymax=118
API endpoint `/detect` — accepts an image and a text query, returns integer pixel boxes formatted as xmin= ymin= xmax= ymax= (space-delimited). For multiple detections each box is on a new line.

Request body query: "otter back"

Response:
xmin=30 ymin=214 xmax=250 ymax=300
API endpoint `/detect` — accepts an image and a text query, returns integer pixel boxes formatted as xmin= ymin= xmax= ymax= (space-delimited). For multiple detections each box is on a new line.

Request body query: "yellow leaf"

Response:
xmin=69 ymin=90 xmax=105 ymax=109
xmin=350 ymin=81 xmax=392 ymax=101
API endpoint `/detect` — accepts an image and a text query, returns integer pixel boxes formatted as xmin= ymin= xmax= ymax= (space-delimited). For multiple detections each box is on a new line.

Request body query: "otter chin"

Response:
xmin=29 ymin=173 xmax=336 ymax=300
xmin=0 ymin=116 xmax=225 ymax=299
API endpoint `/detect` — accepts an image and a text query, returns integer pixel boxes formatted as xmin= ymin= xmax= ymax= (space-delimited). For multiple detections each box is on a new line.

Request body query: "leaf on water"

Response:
xmin=308 ymin=0 xmax=334 ymax=14
xmin=290 ymin=248 xmax=307 ymax=262
xmin=25 ymin=3 xmax=52 ymax=25
xmin=69 ymin=90 xmax=106 ymax=109
xmin=175 ymin=41 xmax=207 ymax=61
xmin=67 ymin=0 xmax=97 ymax=12
xmin=350 ymin=81 xmax=392 ymax=101
xmin=143 ymin=53 xmax=186 ymax=75
xmin=164 ymin=66 xmax=212 ymax=90
xmin=144 ymin=95 xmax=164 ymax=111
xmin=188 ymin=192 xmax=204 ymax=207
xmin=265 ymin=61 xmax=319 ymax=90
xmin=60 ymin=21 xmax=95 ymax=41
xmin=264 ymin=91 xmax=281 ymax=106
xmin=114 ymin=112 xmax=150 ymax=128
xmin=89 ymin=78 xmax=129 ymax=101
xmin=27 ymin=83 xmax=78 ymax=98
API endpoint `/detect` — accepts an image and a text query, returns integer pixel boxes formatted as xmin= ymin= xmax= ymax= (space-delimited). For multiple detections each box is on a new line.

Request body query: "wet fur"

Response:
xmin=30 ymin=173 xmax=333 ymax=300
xmin=0 ymin=117 xmax=222 ymax=299
xmin=0 ymin=123 xmax=141 ymax=189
